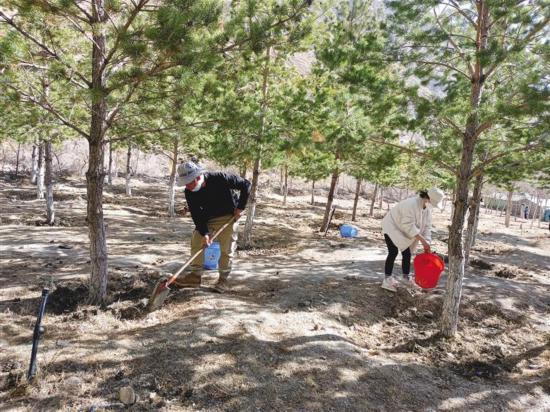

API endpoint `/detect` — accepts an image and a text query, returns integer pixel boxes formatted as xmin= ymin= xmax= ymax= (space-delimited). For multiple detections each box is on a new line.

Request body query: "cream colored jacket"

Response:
xmin=381 ymin=196 xmax=432 ymax=252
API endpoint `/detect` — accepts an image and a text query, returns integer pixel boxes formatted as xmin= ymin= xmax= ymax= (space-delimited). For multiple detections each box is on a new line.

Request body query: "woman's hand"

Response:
xmin=415 ymin=234 xmax=431 ymax=253
xmin=422 ymin=242 xmax=431 ymax=253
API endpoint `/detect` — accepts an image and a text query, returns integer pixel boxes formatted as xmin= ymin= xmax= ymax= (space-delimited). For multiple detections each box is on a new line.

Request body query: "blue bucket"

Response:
xmin=203 ymin=242 xmax=221 ymax=270
xmin=340 ymin=224 xmax=358 ymax=238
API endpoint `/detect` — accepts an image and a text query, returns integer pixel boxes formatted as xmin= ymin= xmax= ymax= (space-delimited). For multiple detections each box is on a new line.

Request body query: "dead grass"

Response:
xmin=1 ymin=175 xmax=549 ymax=411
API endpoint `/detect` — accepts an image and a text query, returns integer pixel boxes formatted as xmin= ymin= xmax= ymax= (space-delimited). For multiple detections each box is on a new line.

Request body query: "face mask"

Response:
xmin=191 ymin=175 xmax=204 ymax=192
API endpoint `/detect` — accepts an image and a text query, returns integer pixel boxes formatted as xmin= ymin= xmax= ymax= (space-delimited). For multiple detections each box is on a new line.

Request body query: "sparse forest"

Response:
xmin=1 ymin=1 xmax=548 ymax=410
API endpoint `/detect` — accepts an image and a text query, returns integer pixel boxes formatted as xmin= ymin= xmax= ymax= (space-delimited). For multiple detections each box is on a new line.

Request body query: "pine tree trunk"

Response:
xmin=378 ymin=186 xmax=383 ymax=211
xmin=87 ymin=0 xmax=108 ymax=305
xmin=369 ymin=182 xmax=378 ymax=217
xmin=31 ymin=144 xmax=38 ymax=184
xmin=320 ymin=167 xmax=339 ymax=232
xmin=108 ymin=141 xmax=114 ymax=186
xmin=440 ymin=129 xmax=477 ymax=337
xmin=486 ymin=192 xmax=495 ymax=214
xmin=540 ymin=198 xmax=548 ymax=228
xmin=464 ymin=173 xmax=483 ymax=266
xmin=14 ymin=142 xmax=21 ymax=178
xmin=283 ymin=164 xmax=288 ymax=206
xmin=499 ymin=195 xmax=505 ymax=216
xmin=450 ymin=187 xmax=456 ymax=218
xmin=37 ymin=142 xmax=45 ymax=199
xmin=311 ymin=180 xmax=315 ymax=205
xmin=472 ymin=205 xmax=481 ymax=247
xmin=530 ymin=193 xmax=540 ymax=229
xmin=125 ymin=144 xmax=132 ymax=196
xmin=242 ymin=46 xmax=271 ymax=248
xmin=243 ymin=156 xmax=261 ymax=247
xmin=44 ymin=139 xmax=55 ymax=225
xmin=440 ymin=0 xmax=490 ymax=338
xmin=505 ymin=189 xmax=513 ymax=227
xmin=280 ymin=166 xmax=284 ymax=195
xmin=168 ymin=139 xmax=178 ymax=218
xmin=352 ymin=178 xmax=361 ymax=222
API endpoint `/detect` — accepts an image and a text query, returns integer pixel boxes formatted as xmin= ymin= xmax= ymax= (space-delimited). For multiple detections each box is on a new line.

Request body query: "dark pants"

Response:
xmin=384 ymin=234 xmax=411 ymax=278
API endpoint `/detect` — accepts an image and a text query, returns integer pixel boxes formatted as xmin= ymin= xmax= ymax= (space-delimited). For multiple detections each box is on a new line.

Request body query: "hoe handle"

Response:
xmin=165 ymin=216 xmax=237 ymax=287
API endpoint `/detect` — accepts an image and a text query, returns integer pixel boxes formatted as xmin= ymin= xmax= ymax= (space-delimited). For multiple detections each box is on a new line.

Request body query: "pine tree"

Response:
xmin=387 ymin=0 xmax=549 ymax=336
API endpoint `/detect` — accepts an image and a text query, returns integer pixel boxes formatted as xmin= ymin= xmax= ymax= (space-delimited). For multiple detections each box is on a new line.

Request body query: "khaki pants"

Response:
xmin=189 ymin=214 xmax=239 ymax=279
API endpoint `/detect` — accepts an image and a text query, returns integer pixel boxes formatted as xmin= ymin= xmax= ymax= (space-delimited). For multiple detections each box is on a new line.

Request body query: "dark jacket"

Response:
xmin=185 ymin=172 xmax=251 ymax=235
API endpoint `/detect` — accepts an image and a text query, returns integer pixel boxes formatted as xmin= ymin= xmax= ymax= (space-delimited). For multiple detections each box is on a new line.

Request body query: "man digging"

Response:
xmin=175 ymin=160 xmax=251 ymax=291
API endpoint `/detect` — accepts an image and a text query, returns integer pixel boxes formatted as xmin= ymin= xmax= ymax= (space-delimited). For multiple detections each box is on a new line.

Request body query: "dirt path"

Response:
xmin=1 ymin=176 xmax=548 ymax=411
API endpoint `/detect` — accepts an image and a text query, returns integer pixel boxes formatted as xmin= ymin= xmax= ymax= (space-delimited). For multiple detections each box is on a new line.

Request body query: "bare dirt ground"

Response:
xmin=1 ymin=173 xmax=549 ymax=411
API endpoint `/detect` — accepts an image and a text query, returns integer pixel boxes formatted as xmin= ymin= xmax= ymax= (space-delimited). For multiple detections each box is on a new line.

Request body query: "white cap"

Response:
xmin=428 ymin=188 xmax=445 ymax=210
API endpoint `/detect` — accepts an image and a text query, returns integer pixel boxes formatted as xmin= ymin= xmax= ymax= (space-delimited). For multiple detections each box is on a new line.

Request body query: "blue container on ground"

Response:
xmin=204 ymin=242 xmax=221 ymax=270
xmin=340 ymin=224 xmax=358 ymax=238
xmin=544 ymin=208 xmax=550 ymax=222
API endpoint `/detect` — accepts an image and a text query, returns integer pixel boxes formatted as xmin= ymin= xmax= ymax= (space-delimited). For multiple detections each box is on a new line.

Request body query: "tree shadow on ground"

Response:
xmin=4 ymin=309 xmax=544 ymax=411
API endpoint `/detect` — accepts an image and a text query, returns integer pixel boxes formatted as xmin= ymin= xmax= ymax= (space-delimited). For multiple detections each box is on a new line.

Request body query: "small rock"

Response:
xmin=119 ymin=386 xmax=137 ymax=405
xmin=420 ymin=310 xmax=434 ymax=319
xmin=137 ymin=373 xmax=155 ymax=389
xmin=527 ymin=362 xmax=542 ymax=370
xmin=56 ymin=340 xmax=71 ymax=348
xmin=0 ymin=372 xmax=9 ymax=390
xmin=305 ymin=376 xmax=318 ymax=388
xmin=64 ymin=376 xmax=83 ymax=392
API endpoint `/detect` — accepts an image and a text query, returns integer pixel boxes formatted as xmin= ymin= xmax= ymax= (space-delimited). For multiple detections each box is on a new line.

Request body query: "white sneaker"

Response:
xmin=381 ymin=276 xmax=399 ymax=292
xmin=401 ymin=277 xmax=422 ymax=292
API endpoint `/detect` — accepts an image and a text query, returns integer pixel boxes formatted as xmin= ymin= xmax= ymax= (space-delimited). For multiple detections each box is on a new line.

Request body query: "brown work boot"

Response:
xmin=214 ymin=271 xmax=230 ymax=292
xmin=172 ymin=272 xmax=201 ymax=289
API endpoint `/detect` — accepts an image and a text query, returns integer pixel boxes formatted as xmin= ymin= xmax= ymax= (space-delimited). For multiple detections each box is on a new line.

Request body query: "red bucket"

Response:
xmin=414 ymin=253 xmax=445 ymax=289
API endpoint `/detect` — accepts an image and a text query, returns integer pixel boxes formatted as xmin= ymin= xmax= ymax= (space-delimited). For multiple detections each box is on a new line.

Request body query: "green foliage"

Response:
xmin=386 ymin=0 xmax=549 ymax=186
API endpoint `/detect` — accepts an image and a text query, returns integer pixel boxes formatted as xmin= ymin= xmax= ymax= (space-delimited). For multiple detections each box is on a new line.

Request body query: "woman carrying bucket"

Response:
xmin=380 ymin=188 xmax=444 ymax=292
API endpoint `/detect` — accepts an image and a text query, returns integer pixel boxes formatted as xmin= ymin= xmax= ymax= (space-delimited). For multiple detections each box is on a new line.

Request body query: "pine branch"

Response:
xmin=5 ymin=83 xmax=89 ymax=139
xmin=433 ymin=7 xmax=474 ymax=77
xmin=221 ymin=0 xmax=311 ymax=53
xmin=442 ymin=116 xmax=465 ymax=137
xmin=71 ymin=1 xmax=94 ymax=22
xmin=110 ymin=119 xmax=226 ymax=141
xmin=0 ymin=11 xmax=92 ymax=88
xmin=102 ymin=0 xmax=150 ymax=71
xmin=471 ymin=139 xmax=546 ymax=178
xmin=15 ymin=58 xmax=89 ymax=89
xmin=106 ymin=83 xmax=140 ymax=128
xmin=475 ymin=121 xmax=492 ymax=137
xmin=393 ymin=58 xmax=470 ymax=80
xmin=485 ymin=15 xmax=550 ymax=80
xmin=362 ymin=134 xmax=456 ymax=174
xmin=443 ymin=1 xmax=477 ymax=28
